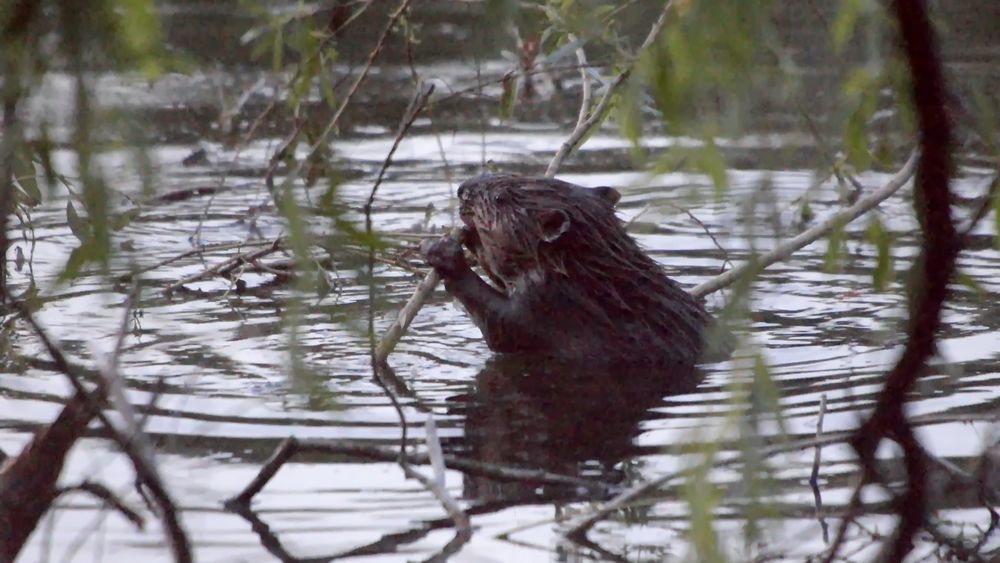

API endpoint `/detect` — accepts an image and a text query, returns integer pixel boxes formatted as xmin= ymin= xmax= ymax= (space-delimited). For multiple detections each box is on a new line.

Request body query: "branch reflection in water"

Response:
xmin=231 ymin=354 xmax=703 ymax=561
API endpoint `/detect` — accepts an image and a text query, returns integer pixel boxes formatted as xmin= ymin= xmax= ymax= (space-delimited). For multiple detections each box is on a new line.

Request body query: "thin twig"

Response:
xmin=665 ymin=202 xmax=733 ymax=271
xmin=401 ymin=417 xmax=471 ymax=561
xmin=163 ymin=237 xmax=283 ymax=294
xmin=365 ymin=83 xmax=436 ymax=215
xmin=55 ymin=482 xmax=144 ymax=530
xmin=542 ymin=31 xmax=592 ymax=180
xmin=545 ymin=1 xmax=675 ymax=177
xmin=368 ymin=89 xmax=449 ymax=365
xmin=274 ymin=0 xmax=414 ymax=199
xmin=810 ymin=394 xmax=830 ymax=544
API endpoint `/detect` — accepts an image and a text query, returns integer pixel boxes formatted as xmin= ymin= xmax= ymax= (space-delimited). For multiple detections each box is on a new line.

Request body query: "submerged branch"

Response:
xmin=225 ymin=436 xmax=614 ymax=508
xmin=162 ymin=238 xmax=284 ymax=294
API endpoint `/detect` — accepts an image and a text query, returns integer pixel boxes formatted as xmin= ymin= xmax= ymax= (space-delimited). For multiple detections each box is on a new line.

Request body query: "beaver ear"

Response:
xmin=593 ymin=186 xmax=621 ymax=206
xmin=539 ymin=209 xmax=570 ymax=242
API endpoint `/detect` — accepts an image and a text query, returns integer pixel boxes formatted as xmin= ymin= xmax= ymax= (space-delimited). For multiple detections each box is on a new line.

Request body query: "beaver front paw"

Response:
xmin=421 ymin=235 xmax=469 ymax=277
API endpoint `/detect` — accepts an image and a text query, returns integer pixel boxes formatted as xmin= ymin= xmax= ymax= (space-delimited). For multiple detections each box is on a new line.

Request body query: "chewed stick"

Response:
xmin=374 ymin=227 xmax=462 ymax=365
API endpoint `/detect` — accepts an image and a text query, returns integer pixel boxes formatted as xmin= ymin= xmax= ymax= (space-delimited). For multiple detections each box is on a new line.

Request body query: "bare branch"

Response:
xmin=163 ymin=237 xmax=284 ymax=295
xmin=545 ymin=1 xmax=675 ymax=177
xmin=8 ymin=300 xmax=193 ymax=562
xmin=374 ymin=227 xmax=461 ymax=365
xmin=274 ymin=0 xmax=414 ymax=198
xmin=690 ymin=150 xmax=918 ymax=299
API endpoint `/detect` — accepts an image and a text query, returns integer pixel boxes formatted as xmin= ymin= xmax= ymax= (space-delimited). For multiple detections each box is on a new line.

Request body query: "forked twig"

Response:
xmin=545 ymin=1 xmax=676 ymax=177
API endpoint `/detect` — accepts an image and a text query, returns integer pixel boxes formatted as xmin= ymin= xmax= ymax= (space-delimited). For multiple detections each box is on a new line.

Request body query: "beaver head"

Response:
xmin=456 ymin=174 xmax=631 ymax=292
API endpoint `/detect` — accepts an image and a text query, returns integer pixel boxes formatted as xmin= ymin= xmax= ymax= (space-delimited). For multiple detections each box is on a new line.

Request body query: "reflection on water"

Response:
xmin=3 ymin=1 xmax=1000 ymax=561
xmin=450 ymin=357 xmax=703 ymax=505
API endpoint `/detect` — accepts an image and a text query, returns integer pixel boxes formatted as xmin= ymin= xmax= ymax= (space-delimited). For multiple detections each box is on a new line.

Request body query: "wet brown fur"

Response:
xmin=441 ymin=173 xmax=724 ymax=366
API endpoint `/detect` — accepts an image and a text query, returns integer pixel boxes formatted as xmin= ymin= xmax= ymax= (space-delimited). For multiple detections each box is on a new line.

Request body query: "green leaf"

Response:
xmin=113 ymin=0 xmax=163 ymax=76
xmin=58 ymin=242 xmax=104 ymax=282
xmin=823 ymin=221 xmax=846 ymax=272
xmin=865 ymin=215 xmax=893 ymax=291
xmin=66 ymin=201 xmax=88 ymax=242
xmin=614 ymin=74 xmax=644 ymax=164
xmin=318 ymin=65 xmax=337 ymax=108
xmin=12 ymin=149 xmax=41 ymax=207
xmin=695 ymin=140 xmax=728 ymax=198
xmin=799 ymin=199 xmax=814 ymax=223
xmin=955 ymin=269 xmax=987 ymax=300
xmin=272 ymin=24 xmax=284 ymax=72
xmin=111 ymin=207 xmax=141 ymax=231
xmin=831 ymin=0 xmax=864 ymax=53
xmin=498 ymin=72 xmax=518 ymax=122
xmin=33 ymin=128 xmax=59 ymax=194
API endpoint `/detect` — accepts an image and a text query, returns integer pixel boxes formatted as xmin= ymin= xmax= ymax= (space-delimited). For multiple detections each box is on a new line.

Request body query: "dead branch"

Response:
xmin=162 ymin=237 xmax=284 ymax=294
xmin=399 ymin=418 xmax=471 ymax=561
xmin=7 ymin=299 xmax=193 ymax=562
xmin=0 ymin=389 xmax=98 ymax=561
xmin=115 ymin=238 xmax=277 ymax=283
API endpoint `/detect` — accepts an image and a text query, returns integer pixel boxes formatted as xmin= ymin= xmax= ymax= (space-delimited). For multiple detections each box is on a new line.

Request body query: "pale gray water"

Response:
xmin=3 ymin=2 xmax=1000 ymax=562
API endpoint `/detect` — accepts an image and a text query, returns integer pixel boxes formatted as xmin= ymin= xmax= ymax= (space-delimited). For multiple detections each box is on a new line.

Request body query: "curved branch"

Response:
xmin=545 ymin=32 xmax=592 ymax=178
xmin=545 ymin=1 xmax=675 ymax=177
xmin=853 ymin=1 xmax=956 ymax=560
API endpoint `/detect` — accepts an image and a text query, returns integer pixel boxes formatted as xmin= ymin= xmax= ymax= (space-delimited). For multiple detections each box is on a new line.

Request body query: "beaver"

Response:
xmin=421 ymin=173 xmax=730 ymax=367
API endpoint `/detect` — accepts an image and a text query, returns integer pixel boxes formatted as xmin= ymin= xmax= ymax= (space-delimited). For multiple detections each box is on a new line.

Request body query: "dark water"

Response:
xmin=3 ymin=1 xmax=1000 ymax=561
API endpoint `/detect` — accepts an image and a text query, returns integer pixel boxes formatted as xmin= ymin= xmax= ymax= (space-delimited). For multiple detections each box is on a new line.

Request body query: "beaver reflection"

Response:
xmin=443 ymin=355 xmax=704 ymax=504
